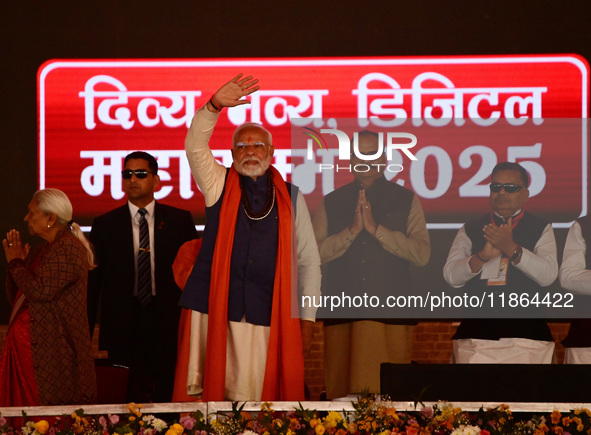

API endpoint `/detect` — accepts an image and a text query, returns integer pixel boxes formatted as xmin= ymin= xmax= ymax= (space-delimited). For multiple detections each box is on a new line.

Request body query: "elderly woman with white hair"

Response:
xmin=0 ymin=188 xmax=97 ymax=406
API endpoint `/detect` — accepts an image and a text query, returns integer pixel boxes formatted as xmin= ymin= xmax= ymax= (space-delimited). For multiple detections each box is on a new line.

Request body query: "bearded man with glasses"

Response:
xmin=88 ymin=151 xmax=198 ymax=402
xmin=179 ymin=74 xmax=321 ymax=401
xmin=443 ymin=161 xmax=558 ymax=363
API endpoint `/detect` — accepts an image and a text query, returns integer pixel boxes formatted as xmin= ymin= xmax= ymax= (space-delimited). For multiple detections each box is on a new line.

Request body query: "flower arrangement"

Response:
xmin=2 ymin=396 xmax=591 ymax=435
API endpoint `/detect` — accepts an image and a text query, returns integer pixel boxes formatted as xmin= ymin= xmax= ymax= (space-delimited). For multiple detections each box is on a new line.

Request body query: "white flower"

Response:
xmin=143 ymin=415 xmax=155 ymax=424
xmin=450 ymin=425 xmax=482 ymax=435
xmin=151 ymin=418 xmax=168 ymax=432
xmin=241 ymin=431 xmax=259 ymax=435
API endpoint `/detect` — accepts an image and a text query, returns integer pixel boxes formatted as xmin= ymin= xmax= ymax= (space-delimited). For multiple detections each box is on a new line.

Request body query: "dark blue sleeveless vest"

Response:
xmin=452 ymin=211 xmax=554 ymax=341
xmin=321 ymin=177 xmax=416 ymax=325
xmin=179 ymin=170 xmax=297 ymax=327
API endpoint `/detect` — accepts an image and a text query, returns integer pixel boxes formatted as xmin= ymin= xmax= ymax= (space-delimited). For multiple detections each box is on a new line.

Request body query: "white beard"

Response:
xmin=235 ymin=156 xmax=271 ymax=178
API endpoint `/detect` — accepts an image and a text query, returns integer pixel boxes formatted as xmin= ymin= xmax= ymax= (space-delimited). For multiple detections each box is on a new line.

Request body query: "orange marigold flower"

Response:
xmin=335 ymin=429 xmax=347 ymax=435
xmin=562 ymin=417 xmax=572 ymax=426
xmin=387 ymin=408 xmax=399 ymax=419
xmin=315 ymin=424 xmax=326 ymax=435
xmin=553 ymin=427 xmax=564 ymax=435
xmin=34 ymin=420 xmax=50 ymax=435
xmin=171 ymin=423 xmax=184 ymax=435
xmin=578 ymin=424 xmax=585 ymax=432
xmin=550 ymin=411 xmax=562 ymax=425
xmin=310 ymin=419 xmax=319 ymax=428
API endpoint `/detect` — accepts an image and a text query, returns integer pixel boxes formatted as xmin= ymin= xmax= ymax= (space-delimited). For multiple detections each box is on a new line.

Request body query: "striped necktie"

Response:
xmin=137 ymin=208 xmax=152 ymax=305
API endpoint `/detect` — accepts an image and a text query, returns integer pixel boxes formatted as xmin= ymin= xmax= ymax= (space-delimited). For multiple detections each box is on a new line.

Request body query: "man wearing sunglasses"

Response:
xmin=88 ymin=151 xmax=198 ymax=402
xmin=179 ymin=75 xmax=321 ymax=401
xmin=443 ymin=161 xmax=558 ymax=363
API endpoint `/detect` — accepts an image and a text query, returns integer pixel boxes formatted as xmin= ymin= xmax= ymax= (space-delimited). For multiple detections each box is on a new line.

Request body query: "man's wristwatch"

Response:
xmin=510 ymin=246 xmax=523 ymax=263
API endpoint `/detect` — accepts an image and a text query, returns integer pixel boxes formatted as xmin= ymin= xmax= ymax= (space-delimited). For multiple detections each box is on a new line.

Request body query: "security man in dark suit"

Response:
xmin=88 ymin=151 xmax=198 ymax=402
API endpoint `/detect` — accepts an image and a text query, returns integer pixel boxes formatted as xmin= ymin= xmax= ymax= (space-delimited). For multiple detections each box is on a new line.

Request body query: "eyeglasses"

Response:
xmin=122 ymin=169 xmax=155 ymax=179
xmin=235 ymin=141 xmax=268 ymax=150
xmin=489 ymin=182 xmax=524 ymax=193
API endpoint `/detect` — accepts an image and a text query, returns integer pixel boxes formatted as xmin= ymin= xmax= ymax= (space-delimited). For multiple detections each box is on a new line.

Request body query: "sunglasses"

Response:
xmin=489 ymin=182 xmax=524 ymax=193
xmin=122 ymin=169 xmax=155 ymax=179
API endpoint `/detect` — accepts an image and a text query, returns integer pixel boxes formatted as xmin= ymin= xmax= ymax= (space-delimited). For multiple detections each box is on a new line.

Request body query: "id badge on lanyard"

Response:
xmin=487 ymin=256 xmax=509 ymax=286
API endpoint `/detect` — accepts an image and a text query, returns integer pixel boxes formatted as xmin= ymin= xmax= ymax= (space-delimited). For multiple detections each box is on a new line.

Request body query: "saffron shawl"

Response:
xmin=203 ymin=166 xmax=304 ymax=401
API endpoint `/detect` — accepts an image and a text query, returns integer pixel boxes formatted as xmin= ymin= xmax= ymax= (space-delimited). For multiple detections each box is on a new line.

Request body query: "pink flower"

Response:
xmin=109 ymin=415 xmax=120 ymax=425
xmin=99 ymin=417 xmax=107 ymax=429
xmin=179 ymin=417 xmax=195 ymax=430
xmin=0 ymin=417 xmax=6 ymax=426
xmin=420 ymin=407 xmax=433 ymax=418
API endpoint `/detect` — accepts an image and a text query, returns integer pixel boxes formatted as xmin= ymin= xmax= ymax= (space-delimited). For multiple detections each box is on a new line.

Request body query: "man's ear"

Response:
xmin=154 ymin=174 xmax=161 ymax=188
xmin=269 ymin=145 xmax=275 ymax=158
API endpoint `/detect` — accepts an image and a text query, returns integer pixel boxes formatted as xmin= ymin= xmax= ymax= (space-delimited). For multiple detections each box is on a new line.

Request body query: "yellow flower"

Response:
xmin=273 ymin=419 xmax=284 ymax=428
xmin=315 ymin=424 xmax=326 ymax=435
xmin=310 ymin=419 xmax=319 ymax=428
xmin=573 ymin=417 xmax=582 ymax=426
xmin=129 ymin=416 xmax=136 ymax=422
xmin=128 ymin=402 xmax=143 ymax=417
xmin=578 ymin=425 xmax=585 ymax=432
xmin=34 ymin=420 xmax=50 ymax=435
xmin=170 ymin=423 xmax=184 ymax=435
xmin=324 ymin=412 xmax=343 ymax=427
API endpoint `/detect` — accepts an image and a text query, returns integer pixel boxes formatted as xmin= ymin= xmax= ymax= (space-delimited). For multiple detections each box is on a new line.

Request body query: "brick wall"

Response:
xmin=0 ymin=321 xmax=571 ymax=401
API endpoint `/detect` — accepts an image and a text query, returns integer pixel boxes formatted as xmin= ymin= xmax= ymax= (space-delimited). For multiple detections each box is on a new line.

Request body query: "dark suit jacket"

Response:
xmin=88 ymin=202 xmax=198 ymax=358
